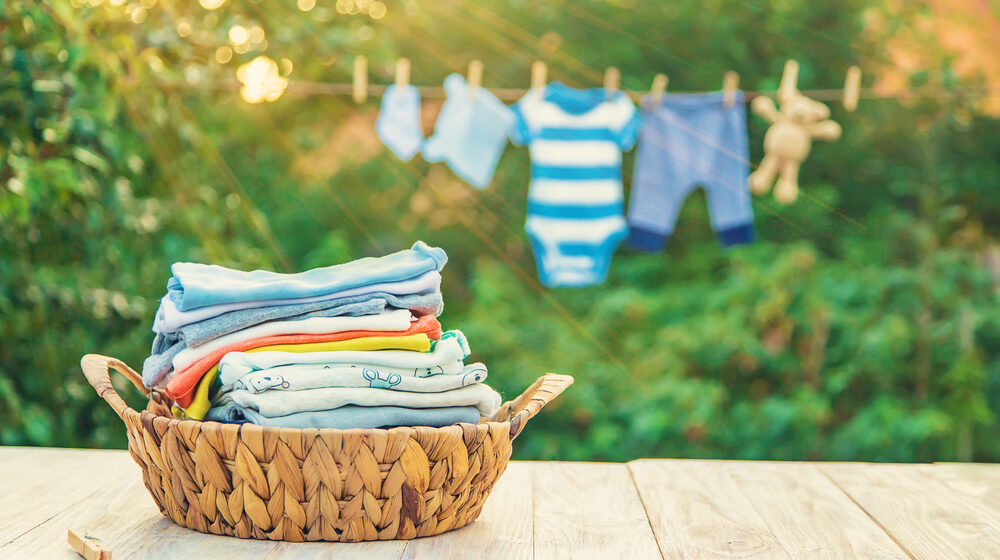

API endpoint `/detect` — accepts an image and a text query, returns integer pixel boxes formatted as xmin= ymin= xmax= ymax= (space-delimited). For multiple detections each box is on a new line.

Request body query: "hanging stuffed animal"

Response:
xmin=749 ymin=61 xmax=842 ymax=204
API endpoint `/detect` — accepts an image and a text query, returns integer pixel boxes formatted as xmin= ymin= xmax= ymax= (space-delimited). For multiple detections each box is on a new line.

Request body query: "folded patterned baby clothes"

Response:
xmin=232 ymin=363 xmax=488 ymax=394
xmin=228 ymin=382 xmax=502 ymax=417
xmin=218 ymin=330 xmax=471 ymax=384
xmin=143 ymin=292 xmax=447 ymax=387
xmin=168 ymin=332 xmax=438 ymax=408
xmin=205 ymin=403 xmax=482 ymax=429
xmin=154 ymin=270 xmax=442 ymax=333
xmin=168 ymin=241 xmax=446 ymax=311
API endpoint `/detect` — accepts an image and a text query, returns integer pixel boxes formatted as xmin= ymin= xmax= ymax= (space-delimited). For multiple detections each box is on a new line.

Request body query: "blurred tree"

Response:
xmin=1 ymin=0 xmax=998 ymax=462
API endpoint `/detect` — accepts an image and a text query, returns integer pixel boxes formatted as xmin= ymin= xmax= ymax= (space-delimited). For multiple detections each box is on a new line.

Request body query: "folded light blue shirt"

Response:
xmin=167 ymin=241 xmax=447 ymax=311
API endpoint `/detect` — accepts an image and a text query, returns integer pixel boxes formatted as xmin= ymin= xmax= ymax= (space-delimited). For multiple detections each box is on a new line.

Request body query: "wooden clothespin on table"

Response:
xmin=603 ymin=67 xmax=620 ymax=98
xmin=842 ymin=65 xmax=861 ymax=112
xmin=530 ymin=60 xmax=547 ymax=90
xmin=68 ymin=529 xmax=112 ymax=560
xmin=649 ymin=73 xmax=668 ymax=105
xmin=394 ymin=57 xmax=410 ymax=88
xmin=467 ymin=59 xmax=483 ymax=99
xmin=722 ymin=70 xmax=740 ymax=107
xmin=352 ymin=55 xmax=368 ymax=104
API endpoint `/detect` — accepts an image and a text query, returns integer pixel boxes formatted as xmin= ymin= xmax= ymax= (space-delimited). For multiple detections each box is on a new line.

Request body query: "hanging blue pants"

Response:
xmin=626 ymin=91 xmax=756 ymax=251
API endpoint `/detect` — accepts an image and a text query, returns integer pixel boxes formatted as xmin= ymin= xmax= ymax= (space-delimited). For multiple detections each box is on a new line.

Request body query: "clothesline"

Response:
xmin=124 ymin=79 xmax=998 ymax=103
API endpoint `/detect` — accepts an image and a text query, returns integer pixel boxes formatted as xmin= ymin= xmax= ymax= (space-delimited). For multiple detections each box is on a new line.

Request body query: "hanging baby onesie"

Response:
xmin=423 ymin=74 xmax=513 ymax=189
xmin=376 ymin=84 xmax=424 ymax=161
xmin=510 ymin=82 xmax=640 ymax=287
xmin=626 ymin=91 xmax=755 ymax=251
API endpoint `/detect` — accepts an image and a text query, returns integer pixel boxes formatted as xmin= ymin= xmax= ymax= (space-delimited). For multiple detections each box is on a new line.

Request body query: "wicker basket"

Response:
xmin=81 ymin=354 xmax=572 ymax=542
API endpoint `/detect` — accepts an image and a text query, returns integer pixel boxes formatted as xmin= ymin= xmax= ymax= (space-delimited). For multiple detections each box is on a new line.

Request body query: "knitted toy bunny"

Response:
xmin=749 ymin=89 xmax=841 ymax=204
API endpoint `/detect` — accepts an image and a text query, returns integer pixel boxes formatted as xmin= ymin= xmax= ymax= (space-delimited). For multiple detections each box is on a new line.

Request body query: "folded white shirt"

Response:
xmin=230 ymin=363 xmax=486 ymax=394
xmin=229 ymin=381 xmax=502 ymax=417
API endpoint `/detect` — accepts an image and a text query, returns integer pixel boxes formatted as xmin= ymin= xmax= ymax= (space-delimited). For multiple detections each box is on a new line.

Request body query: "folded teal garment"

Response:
xmin=204 ymin=402 xmax=481 ymax=429
xmin=168 ymin=241 xmax=447 ymax=311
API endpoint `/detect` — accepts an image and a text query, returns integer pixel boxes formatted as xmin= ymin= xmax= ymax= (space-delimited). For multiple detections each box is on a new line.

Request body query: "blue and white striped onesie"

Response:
xmin=510 ymin=82 xmax=640 ymax=287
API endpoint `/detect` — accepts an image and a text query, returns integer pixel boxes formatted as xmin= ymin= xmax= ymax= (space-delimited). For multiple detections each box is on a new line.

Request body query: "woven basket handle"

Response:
xmin=81 ymin=354 xmax=150 ymax=420
xmin=501 ymin=373 xmax=573 ymax=438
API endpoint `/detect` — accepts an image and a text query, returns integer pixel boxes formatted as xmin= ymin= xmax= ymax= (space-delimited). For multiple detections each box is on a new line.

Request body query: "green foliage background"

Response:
xmin=2 ymin=0 xmax=998 ymax=461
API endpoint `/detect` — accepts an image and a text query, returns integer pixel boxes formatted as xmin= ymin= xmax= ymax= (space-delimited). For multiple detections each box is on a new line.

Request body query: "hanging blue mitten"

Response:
xmin=376 ymin=84 xmax=425 ymax=161
xmin=423 ymin=74 xmax=513 ymax=189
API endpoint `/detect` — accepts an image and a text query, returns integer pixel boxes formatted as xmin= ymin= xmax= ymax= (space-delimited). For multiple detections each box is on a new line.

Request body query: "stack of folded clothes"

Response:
xmin=141 ymin=241 xmax=501 ymax=429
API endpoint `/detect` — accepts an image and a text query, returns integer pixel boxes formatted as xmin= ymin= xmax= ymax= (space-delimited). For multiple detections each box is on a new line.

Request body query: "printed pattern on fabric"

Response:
xmin=510 ymin=82 xmax=640 ymax=287
xmin=626 ymin=91 xmax=756 ymax=251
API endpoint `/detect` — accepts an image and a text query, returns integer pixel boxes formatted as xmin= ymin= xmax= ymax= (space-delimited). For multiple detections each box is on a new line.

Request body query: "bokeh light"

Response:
xmin=228 ymin=25 xmax=250 ymax=46
xmin=297 ymin=0 xmax=315 ymax=11
xmin=236 ymin=55 xmax=288 ymax=104
xmin=198 ymin=0 xmax=225 ymax=9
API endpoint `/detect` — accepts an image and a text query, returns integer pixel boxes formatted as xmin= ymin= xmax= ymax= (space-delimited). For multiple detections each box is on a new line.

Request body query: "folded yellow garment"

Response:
xmin=174 ymin=333 xmax=432 ymax=421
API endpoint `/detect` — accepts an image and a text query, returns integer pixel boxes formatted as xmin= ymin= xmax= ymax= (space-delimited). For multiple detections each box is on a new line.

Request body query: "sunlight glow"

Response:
xmin=237 ymin=56 xmax=288 ymax=104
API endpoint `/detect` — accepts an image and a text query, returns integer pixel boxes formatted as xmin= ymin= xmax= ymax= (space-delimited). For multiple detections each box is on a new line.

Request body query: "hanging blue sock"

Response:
xmin=376 ymin=84 xmax=424 ymax=161
xmin=423 ymin=74 xmax=513 ymax=189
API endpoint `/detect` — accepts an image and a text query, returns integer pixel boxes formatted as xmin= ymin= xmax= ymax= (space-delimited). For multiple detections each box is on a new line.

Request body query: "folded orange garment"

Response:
xmin=165 ymin=314 xmax=441 ymax=407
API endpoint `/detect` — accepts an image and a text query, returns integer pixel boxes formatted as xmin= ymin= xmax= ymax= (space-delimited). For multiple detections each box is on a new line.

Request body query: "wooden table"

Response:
xmin=2 ymin=446 xmax=998 ymax=559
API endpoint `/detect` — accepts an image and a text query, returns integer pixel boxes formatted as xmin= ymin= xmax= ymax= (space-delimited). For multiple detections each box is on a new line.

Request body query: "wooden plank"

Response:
xmin=628 ymin=459 xmax=789 ymax=559
xmin=0 ymin=448 xmax=141 ymax=547
xmin=821 ymin=462 xmax=1000 ymax=559
xmin=399 ymin=461 xmax=533 ymax=560
xmin=534 ymin=461 xmax=661 ymax=560
xmin=725 ymin=461 xmax=908 ymax=559
xmin=0 ymin=460 xmax=166 ymax=558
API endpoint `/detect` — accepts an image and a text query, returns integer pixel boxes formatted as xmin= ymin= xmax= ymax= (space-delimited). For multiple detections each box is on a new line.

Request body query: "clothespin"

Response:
xmin=467 ymin=59 xmax=483 ymax=98
xmin=352 ymin=55 xmax=367 ymax=104
xmin=394 ymin=57 xmax=410 ymax=88
xmin=68 ymin=529 xmax=112 ymax=560
xmin=530 ymin=60 xmax=547 ymax=90
xmin=722 ymin=71 xmax=739 ymax=107
xmin=777 ymin=59 xmax=798 ymax=103
xmin=603 ymin=67 xmax=620 ymax=98
xmin=842 ymin=65 xmax=861 ymax=112
xmin=649 ymin=73 xmax=668 ymax=104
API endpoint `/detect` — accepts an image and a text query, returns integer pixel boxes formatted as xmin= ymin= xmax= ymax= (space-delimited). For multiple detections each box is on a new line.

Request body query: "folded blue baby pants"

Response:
xmin=626 ymin=92 xmax=755 ymax=251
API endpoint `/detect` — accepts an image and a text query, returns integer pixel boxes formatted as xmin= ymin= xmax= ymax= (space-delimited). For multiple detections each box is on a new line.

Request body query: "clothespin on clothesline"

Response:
xmin=394 ymin=58 xmax=410 ymax=88
xmin=530 ymin=60 xmax=548 ymax=90
xmin=467 ymin=59 xmax=484 ymax=98
xmin=778 ymin=59 xmax=799 ymax=103
xmin=723 ymin=71 xmax=740 ymax=107
xmin=68 ymin=529 xmax=112 ymax=560
xmin=843 ymin=65 xmax=861 ymax=111
xmin=649 ymin=73 xmax=668 ymax=104
xmin=352 ymin=55 xmax=367 ymax=104
xmin=604 ymin=67 xmax=620 ymax=96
